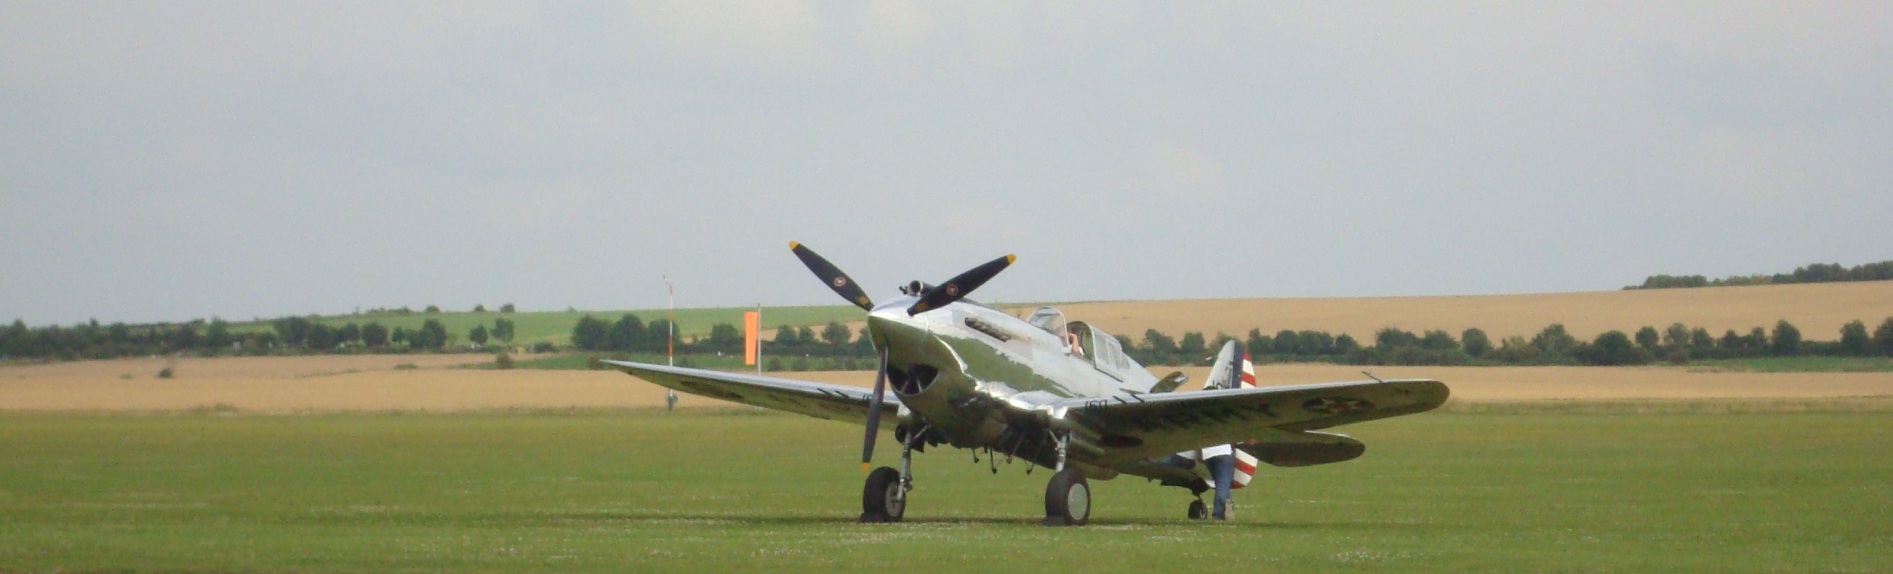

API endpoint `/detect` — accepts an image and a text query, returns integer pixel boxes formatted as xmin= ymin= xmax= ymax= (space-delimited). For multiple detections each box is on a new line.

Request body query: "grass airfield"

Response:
xmin=3 ymin=406 xmax=1889 ymax=572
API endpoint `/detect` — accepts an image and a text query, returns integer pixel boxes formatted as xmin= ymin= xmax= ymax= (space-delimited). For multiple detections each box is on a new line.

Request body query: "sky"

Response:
xmin=3 ymin=1 xmax=1890 ymax=326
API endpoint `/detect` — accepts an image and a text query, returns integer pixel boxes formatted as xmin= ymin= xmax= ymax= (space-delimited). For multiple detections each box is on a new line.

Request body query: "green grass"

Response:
xmin=3 ymin=408 xmax=1889 ymax=572
xmin=1687 ymin=355 xmax=1893 ymax=372
xmin=222 ymin=305 xmax=870 ymax=346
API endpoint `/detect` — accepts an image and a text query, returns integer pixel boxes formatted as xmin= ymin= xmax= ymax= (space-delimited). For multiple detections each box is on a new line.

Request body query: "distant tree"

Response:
xmin=774 ymin=325 xmax=799 ymax=348
xmin=1299 ymin=331 xmax=1335 ymax=355
xmin=1634 ymin=326 xmax=1661 ymax=352
xmin=1273 ymin=330 xmax=1300 ymax=355
xmin=646 ymin=319 xmax=677 ymax=354
xmin=274 ymin=316 xmax=313 ymax=346
xmin=391 ymin=327 xmax=410 ymax=347
xmin=1374 ymin=328 xmax=1419 ymax=349
xmin=416 ymin=319 xmax=449 ymax=350
xmin=1839 ymin=320 xmax=1871 ymax=356
xmin=170 ymin=322 xmax=201 ymax=352
xmin=1245 ymin=329 xmax=1271 ymax=359
xmin=205 ymin=319 xmax=233 ymax=351
xmin=1770 ymin=320 xmax=1801 ymax=356
xmin=821 ymin=322 xmax=851 ymax=347
xmin=708 ymin=322 xmax=742 ymax=354
xmin=1663 ymin=323 xmax=1691 ymax=350
xmin=500 ymin=303 xmax=516 ymax=313
xmin=1746 ymin=327 xmax=1769 ymax=352
xmin=1689 ymin=328 xmax=1715 ymax=351
xmin=1874 ymin=318 xmax=1893 ymax=356
xmin=1489 ymin=336 xmax=1540 ymax=363
xmin=571 ymin=315 xmax=610 ymax=351
xmin=1530 ymin=324 xmax=1579 ymax=356
xmin=1179 ymin=331 xmax=1207 ymax=359
xmin=1143 ymin=329 xmax=1177 ymax=356
xmin=473 ymin=304 xmax=487 ymax=313
xmin=796 ymin=326 xmax=816 ymax=348
xmin=1583 ymin=331 xmax=1649 ymax=366
xmin=1462 ymin=328 xmax=1491 ymax=358
xmin=425 ymin=305 xmax=441 ymax=314
xmin=492 ymin=318 xmax=516 ymax=343
xmin=305 ymin=323 xmax=336 ymax=351
xmin=362 ymin=322 xmax=390 ymax=348
xmin=337 ymin=323 xmax=362 ymax=347
xmin=469 ymin=324 xmax=489 ymax=346
xmin=106 ymin=322 xmax=131 ymax=347
xmin=607 ymin=314 xmax=646 ymax=352
xmin=1334 ymin=333 xmax=1361 ymax=356
xmin=1420 ymin=330 xmax=1459 ymax=352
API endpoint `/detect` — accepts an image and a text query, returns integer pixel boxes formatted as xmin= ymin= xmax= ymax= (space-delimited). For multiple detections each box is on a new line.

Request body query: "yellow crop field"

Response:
xmin=1038 ymin=281 xmax=1892 ymax=341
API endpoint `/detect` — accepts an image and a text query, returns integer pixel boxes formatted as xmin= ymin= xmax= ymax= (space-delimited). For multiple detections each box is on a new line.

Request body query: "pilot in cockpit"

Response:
xmin=1026 ymin=307 xmax=1083 ymax=356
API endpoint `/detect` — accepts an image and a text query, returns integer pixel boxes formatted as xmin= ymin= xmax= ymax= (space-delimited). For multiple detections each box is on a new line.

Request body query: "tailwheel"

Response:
xmin=859 ymin=466 xmax=905 ymax=523
xmin=1042 ymin=468 xmax=1090 ymax=526
xmin=1187 ymin=499 xmax=1208 ymax=520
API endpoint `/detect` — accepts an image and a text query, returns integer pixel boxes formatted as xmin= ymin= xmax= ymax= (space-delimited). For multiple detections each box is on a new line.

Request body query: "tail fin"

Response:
xmin=1202 ymin=341 xmax=1261 ymax=489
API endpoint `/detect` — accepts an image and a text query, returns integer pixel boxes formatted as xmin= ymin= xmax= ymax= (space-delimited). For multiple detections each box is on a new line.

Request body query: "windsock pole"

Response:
xmin=665 ymin=276 xmax=677 ymax=411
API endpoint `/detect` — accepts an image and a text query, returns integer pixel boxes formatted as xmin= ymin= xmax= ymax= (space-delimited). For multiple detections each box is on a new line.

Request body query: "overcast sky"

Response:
xmin=3 ymin=1 xmax=1889 ymax=326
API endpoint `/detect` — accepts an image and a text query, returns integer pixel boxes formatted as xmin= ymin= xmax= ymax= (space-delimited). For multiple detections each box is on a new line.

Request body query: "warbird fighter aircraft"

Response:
xmin=608 ymin=243 xmax=1449 ymax=526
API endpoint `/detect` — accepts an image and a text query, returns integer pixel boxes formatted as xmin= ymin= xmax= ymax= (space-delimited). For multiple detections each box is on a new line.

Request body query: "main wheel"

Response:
xmin=1187 ymin=499 xmax=1208 ymax=520
xmin=1042 ymin=468 xmax=1090 ymax=526
xmin=859 ymin=466 xmax=905 ymax=523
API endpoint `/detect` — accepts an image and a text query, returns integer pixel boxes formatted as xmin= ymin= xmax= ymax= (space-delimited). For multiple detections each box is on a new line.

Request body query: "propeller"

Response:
xmin=785 ymin=241 xmax=1015 ymax=472
xmin=790 ymin=242 xmax=874 ymax=311
xmin=861 ymin=346 xmax=889 ymax=472
xmin=906 ymin=254 xmax=1016 ymax=315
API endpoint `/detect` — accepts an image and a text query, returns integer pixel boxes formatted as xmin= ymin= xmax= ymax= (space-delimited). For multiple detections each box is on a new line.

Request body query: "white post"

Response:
xmin=665 ymin=276 xmax=677 ymax=411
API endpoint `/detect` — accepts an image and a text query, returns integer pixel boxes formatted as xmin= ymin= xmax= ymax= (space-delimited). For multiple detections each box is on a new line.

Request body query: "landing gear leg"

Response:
xmin=860 ymin=426 xmax=922 ymax=524
xmin=1042 ymin=431 xmax=1090 ymax=527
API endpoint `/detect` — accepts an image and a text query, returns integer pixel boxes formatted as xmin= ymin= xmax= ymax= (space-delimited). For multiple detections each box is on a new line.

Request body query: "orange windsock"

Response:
xmin=743 ymin=311 xmax=760 ymax=366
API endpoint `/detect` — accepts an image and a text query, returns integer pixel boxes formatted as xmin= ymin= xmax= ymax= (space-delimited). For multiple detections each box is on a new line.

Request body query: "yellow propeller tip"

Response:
xmin=789 ymin=241 xmax=800 ymax=250
xmin=1006 ymin=254 xmax=1017 ymax=264
xmin=861 ymin=462 xmax=871 ymax=473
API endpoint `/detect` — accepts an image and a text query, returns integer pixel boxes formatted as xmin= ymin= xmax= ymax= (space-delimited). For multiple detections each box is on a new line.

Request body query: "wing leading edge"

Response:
xmin=1056 ymin=378 xmax=1449 ymax=467
xmin=604 ymin=360 xmax=899 ymax=425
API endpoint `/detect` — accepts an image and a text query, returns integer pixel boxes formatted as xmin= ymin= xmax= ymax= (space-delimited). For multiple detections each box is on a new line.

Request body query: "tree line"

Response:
xmin=1630 ymin=260 xmax=1893 ymax=290
xmin=1124 ymin=317 xmax=1893 ymax=367
xmin=563 ymin=313 xmax=1893 ymax=370
xmin=10 ymin=310 xmax=1893 ymax=369
xmin=0 ymin=315 xmax=522 ymax=360
xmin=568 ymin=314 xmax=871 ymax=358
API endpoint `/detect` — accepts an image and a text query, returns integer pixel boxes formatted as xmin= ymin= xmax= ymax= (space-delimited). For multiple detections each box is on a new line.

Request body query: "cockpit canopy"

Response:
xmin=1025 ymin=307 xmax=1067 ymax=338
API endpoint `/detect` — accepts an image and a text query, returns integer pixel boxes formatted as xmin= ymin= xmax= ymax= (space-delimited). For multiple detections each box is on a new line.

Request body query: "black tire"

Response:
xmin=860 ymin=466 xmax=905 ymax=523
xmin=1042 ymin=468 xmax=1090 ymax=526
xmin=1187 ymin=499 xmax=1208 ymax=520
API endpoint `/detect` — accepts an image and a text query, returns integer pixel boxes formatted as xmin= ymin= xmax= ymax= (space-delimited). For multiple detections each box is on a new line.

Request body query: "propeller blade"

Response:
xmin=790 ymin=242 xmax=874 ymax=311
xmin=907 ymin=254 xmax=1016 ymax=315
xmin=861 ymin=346 xmax=889 ymax=471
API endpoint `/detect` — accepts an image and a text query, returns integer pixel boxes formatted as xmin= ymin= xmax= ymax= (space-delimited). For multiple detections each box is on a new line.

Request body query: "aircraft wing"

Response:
xmin=1055 ymin=378 xmax=1448 ymax=467
xmin=604 ymin=360 xmax=898 ymax=425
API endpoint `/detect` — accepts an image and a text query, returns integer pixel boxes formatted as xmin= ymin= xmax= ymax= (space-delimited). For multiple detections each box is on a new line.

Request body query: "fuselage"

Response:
xmin=866 ymin=296 xmax=1157 ymax=476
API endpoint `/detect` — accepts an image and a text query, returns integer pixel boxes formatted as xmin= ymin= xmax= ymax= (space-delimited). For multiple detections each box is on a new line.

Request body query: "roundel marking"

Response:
xmin=945 ymin=284 xmax=960 ymax=297
xmin=1302 ymin=397 xmax=1373 ymax=415
xmin=833 ymin=276 xmax=848 ymax=288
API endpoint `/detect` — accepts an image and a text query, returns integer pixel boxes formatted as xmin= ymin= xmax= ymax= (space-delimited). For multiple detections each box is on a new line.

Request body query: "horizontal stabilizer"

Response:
xmin=1149 ymin=371 xmax=1189 ymax=393
xmin=1237 ymin=431 xmax=1365 ymax=467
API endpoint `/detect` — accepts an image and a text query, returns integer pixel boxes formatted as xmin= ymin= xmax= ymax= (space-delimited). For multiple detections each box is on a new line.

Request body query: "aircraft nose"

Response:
xmin=866 ymin=307 xmax=924 ymax=351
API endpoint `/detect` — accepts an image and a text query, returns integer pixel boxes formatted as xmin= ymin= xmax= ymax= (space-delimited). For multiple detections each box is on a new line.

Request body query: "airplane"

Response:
xmin=607 ymin=243 xmax=1450 ymax=526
